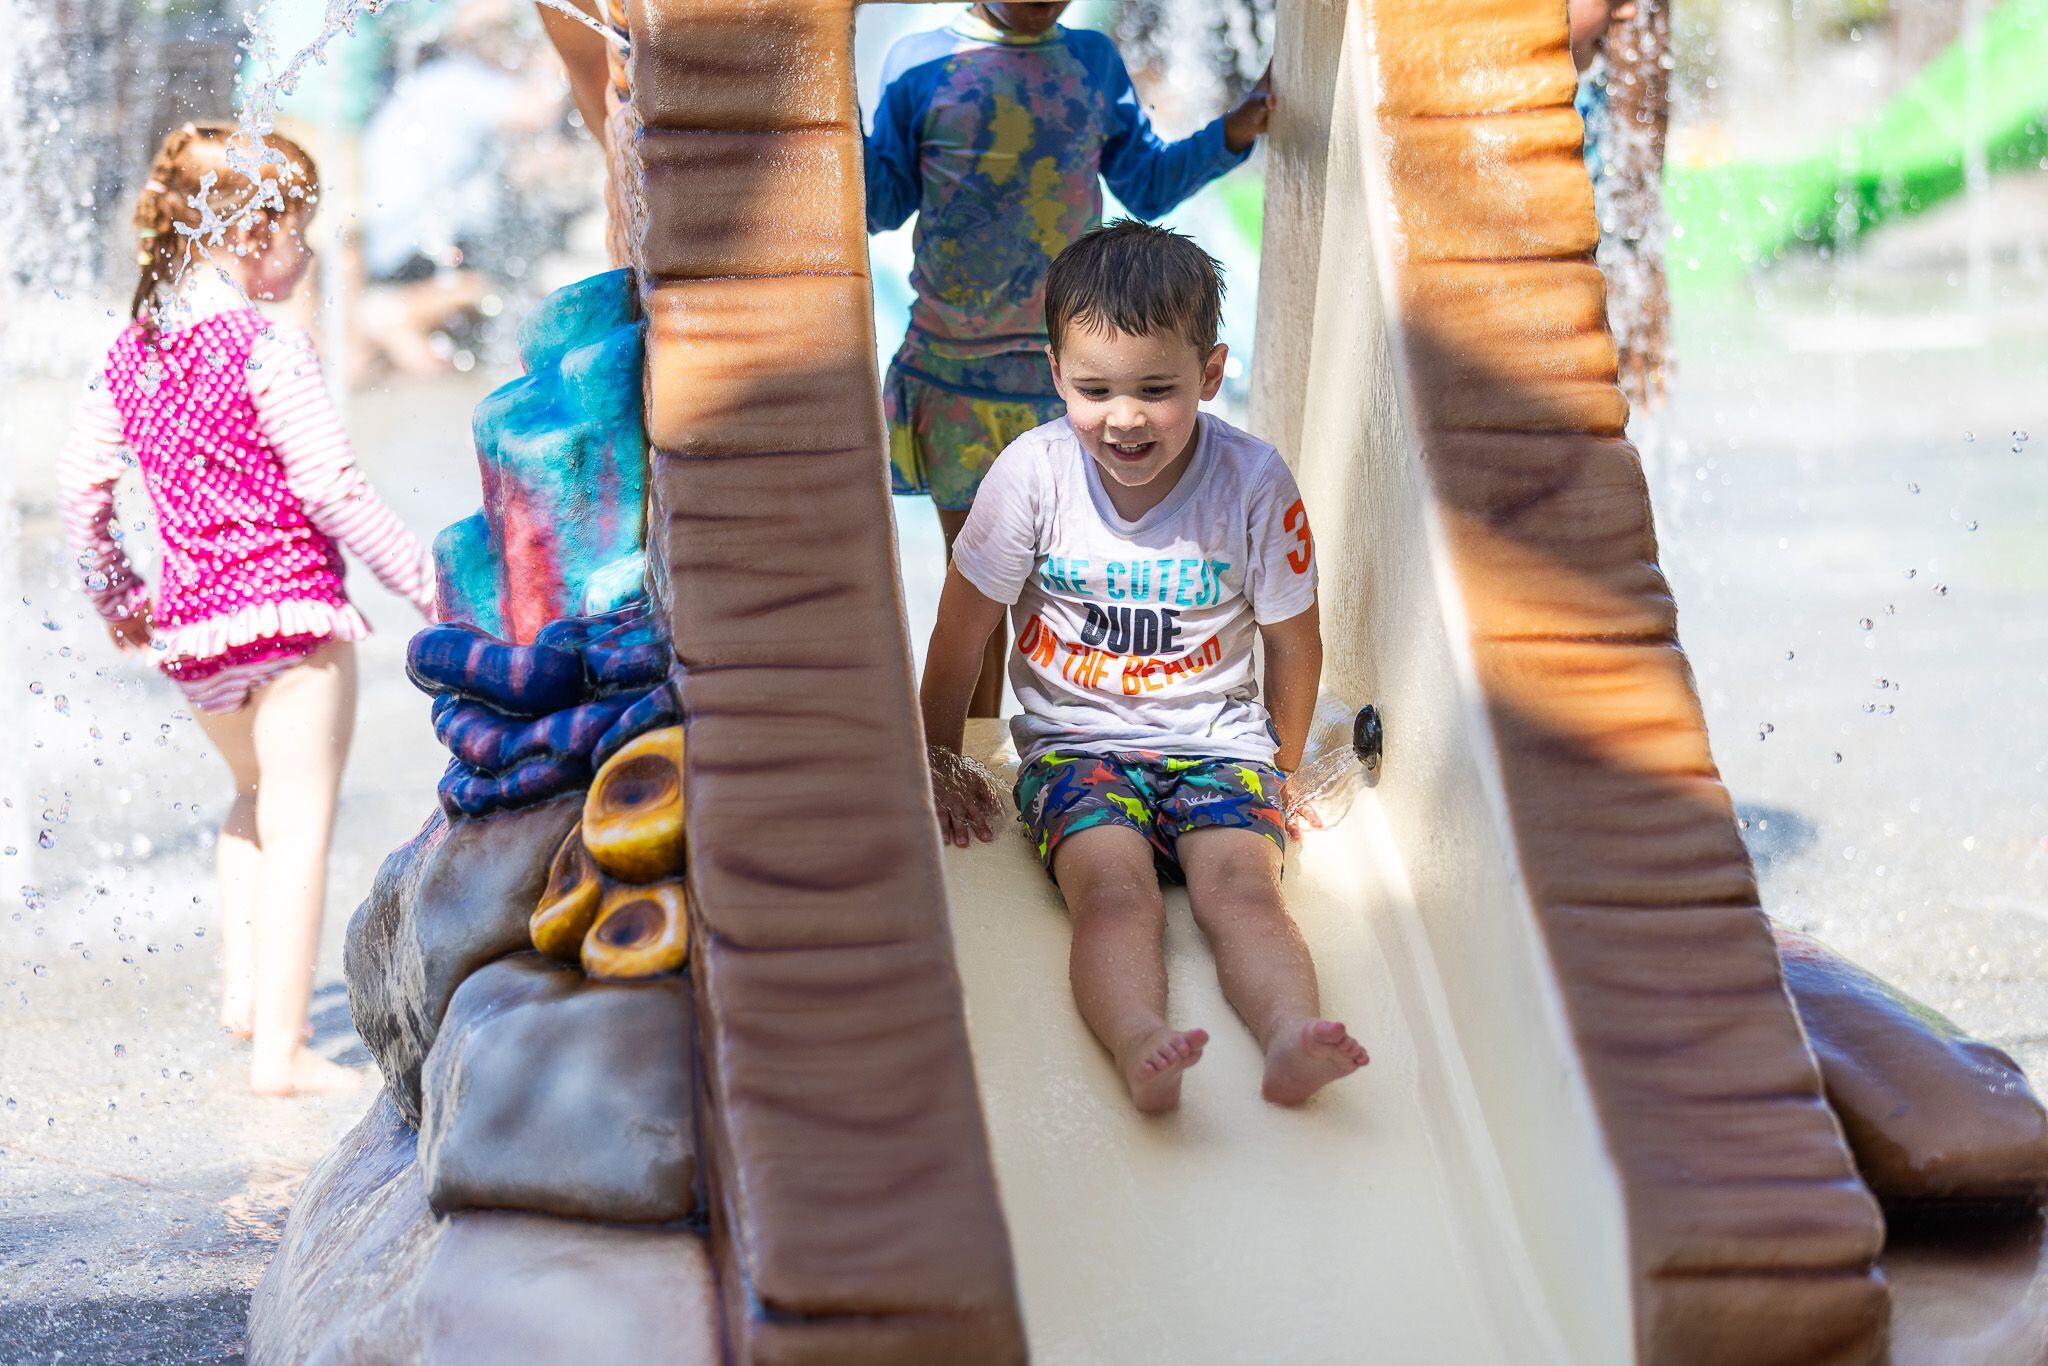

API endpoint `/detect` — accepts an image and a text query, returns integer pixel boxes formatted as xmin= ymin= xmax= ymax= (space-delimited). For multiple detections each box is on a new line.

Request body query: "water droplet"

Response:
xmin=1965 ymin=520 xmax=1978 ymax=532
xmin=1784 ymin=650 xmax=1796 ymax=661
xmin=1934 ymin=584 xmax=1949 ymax=597
xmin=112 ymin=1044 xmax=125 ymax=1059
xmin=37 ymin=831 xmax=53 ymax=850
xmin=1963 ymin=431 xmax=1975 ymax=442
xmin=1904 ymin=568 xmax=1917 ymax=579
xmin=1858 ymin=618 xmax=1874 ymax=631
xmin=1906 ymin=482 xmax=1920 ymax=494
xmin=1832 ymin=752 xmax=1844 ymax=764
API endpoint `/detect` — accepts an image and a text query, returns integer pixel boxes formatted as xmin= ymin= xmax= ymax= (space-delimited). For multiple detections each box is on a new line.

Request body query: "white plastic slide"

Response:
xmin=945 ymin=721 xmax=1603 ymax=1365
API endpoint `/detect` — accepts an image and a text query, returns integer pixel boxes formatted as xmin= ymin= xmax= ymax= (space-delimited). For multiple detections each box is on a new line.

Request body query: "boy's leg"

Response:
xmin=1051 ymin=824 xmax=1208 ymax=1114
xmin=1177 ymin=827 xmax=1369 ymax=1105
xmin=938 ymin=507 xmax=1008 ymax=717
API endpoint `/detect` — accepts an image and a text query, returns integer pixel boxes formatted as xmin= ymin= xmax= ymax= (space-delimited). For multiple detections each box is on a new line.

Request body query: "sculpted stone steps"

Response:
xmin=421 ymin=953 xmax=699 ymax=1224
xmin=250 ymin=1097 xmax=722 ymax=1364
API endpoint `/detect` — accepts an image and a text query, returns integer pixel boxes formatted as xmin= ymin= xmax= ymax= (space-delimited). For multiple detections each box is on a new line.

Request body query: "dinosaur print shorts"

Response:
xmin=1013 ymin=748 xmax=1287 ymax=883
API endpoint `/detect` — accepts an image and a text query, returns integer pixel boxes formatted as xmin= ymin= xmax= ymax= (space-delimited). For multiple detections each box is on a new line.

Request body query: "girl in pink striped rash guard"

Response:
xmin=57 ymin=123 xmax=436 ymax=1097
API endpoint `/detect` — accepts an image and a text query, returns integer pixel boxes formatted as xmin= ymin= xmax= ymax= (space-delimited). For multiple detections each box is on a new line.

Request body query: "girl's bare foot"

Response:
xmin=1262 ymin=1019 xmax=1369 ymax=1106
xmin=1123 ymin=1027 xmax=1209 ymax=1115
xmin=220 ymin=997 xmax=255 ymax=1041
xmin=251 ymin=1048 xmax=365 ymax=1098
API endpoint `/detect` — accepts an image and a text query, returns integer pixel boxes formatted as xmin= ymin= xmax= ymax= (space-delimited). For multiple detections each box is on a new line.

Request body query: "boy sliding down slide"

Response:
xmin=921 ymin=221 xmax=1368 ymax=1115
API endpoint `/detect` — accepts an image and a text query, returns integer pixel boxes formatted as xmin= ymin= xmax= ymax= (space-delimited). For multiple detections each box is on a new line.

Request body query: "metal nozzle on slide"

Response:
xmin=1351 ymin=705 xmax=1383 ymax=779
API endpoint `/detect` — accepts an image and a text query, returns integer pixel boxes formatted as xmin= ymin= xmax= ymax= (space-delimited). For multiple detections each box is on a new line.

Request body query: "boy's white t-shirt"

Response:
xmin=951 ymin=413 xmax=1318 ymax=769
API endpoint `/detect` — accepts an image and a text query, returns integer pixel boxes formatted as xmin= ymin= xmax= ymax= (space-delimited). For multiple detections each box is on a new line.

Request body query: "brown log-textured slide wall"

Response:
xmin=1358 ymin=0 xmax=1890 ymax=1359
xmin=608 ymin=0 xmax=1025 ymax=1360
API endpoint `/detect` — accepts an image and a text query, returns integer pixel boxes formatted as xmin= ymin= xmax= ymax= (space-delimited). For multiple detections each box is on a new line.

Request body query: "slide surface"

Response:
xmin=946 ymin=723 xmax=1577 ymax=1362
xmin=1669 ymin=0 xmax=2048 ymax=279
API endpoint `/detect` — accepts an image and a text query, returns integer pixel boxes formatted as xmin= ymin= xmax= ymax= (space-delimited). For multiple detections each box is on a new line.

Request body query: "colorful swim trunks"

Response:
xmin=1014 ymin=748 xmax=1287 ymax=882
xmin=884 ymin=341 xmax=1064 ymax=512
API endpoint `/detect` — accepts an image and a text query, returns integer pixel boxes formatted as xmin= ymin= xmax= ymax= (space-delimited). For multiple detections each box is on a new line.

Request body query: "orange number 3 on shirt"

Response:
xmin=1283 ymin=499 xmax=1313 ymax=575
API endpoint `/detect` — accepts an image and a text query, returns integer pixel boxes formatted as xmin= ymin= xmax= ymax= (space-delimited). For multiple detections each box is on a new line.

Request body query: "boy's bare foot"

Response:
xmin=251 ymin=1049 xmax=366 ymax=1098
xmin=1123 ymin=1027 xmax=1208 ymax=1114
xmin=1262 ymin=1019 xmax=1369 ymax=1106
xmin=220 ymin=993 xmax=254 ymax=1041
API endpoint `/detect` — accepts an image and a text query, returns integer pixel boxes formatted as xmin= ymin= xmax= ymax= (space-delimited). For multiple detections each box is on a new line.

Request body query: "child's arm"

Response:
xmin=249 ymin=328 xmax=438 ymax=619
xmin=921 ymin=566 xmax=1008 ymax=846
xmin=863 ymin=63 xmax=926 ymax=233
xmin=1260 ymin=603 xmax=1323 ymax=775
xmin=57 ymin=380 xmax=152 ymax=654
xmin=534 ymin=0 xmax=610 ymax=149
xmin=1082 ymin=35 xmax=1260 ymax=220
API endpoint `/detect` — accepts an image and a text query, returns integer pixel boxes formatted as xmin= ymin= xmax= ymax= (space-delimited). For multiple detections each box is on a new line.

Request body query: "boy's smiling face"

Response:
xmin=1049 ymin=323 xmax=1226 ymax=508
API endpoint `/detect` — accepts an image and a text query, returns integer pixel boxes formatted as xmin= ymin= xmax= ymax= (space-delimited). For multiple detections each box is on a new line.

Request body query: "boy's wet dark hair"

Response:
xmin=1045 ymin=218 xmax=1225 ymax=358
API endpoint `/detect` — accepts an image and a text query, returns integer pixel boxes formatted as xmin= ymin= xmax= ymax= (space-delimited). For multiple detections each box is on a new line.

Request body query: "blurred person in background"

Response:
xmin=1571 ymin=0 xmax=1638 ymax=178
xmin=354 ymin=0 xmax=579 ymax=376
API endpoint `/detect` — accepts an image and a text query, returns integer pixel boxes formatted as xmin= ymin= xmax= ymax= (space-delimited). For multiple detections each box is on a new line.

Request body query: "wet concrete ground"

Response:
xmin=2 ymin=224 xmax=2045 ymax=1358
xmin=1658 ymin=245 xmax=2048 ymax=1084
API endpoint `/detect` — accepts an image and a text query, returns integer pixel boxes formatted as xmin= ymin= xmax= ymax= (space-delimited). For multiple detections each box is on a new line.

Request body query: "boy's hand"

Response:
xmin=105 ymin=607 xmax=152 ymax=657
xmin=1279 ymin=773 xmax=1326 ymax=841
xmin=1223 ymin=66 xmax=1274 ymax=154
xmin=929 ymin=744 xmax=1003 ymax=848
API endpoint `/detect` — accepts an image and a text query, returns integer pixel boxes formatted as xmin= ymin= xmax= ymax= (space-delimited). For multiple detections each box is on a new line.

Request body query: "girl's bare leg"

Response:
xmin=246 ymin=641 xmax=362 ymax=1096
xmin=193 ymin=706 xmax=262 ymax=1038
xmin=1051 ymin=825 xmax=1208 ymax=1114
xmin=937 ymin=506 xmax=1008 ymax=718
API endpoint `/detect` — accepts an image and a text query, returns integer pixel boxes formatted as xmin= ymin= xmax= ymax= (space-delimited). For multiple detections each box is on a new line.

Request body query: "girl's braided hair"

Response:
xmin=130 ymin=121 xmax=320 ymax=329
